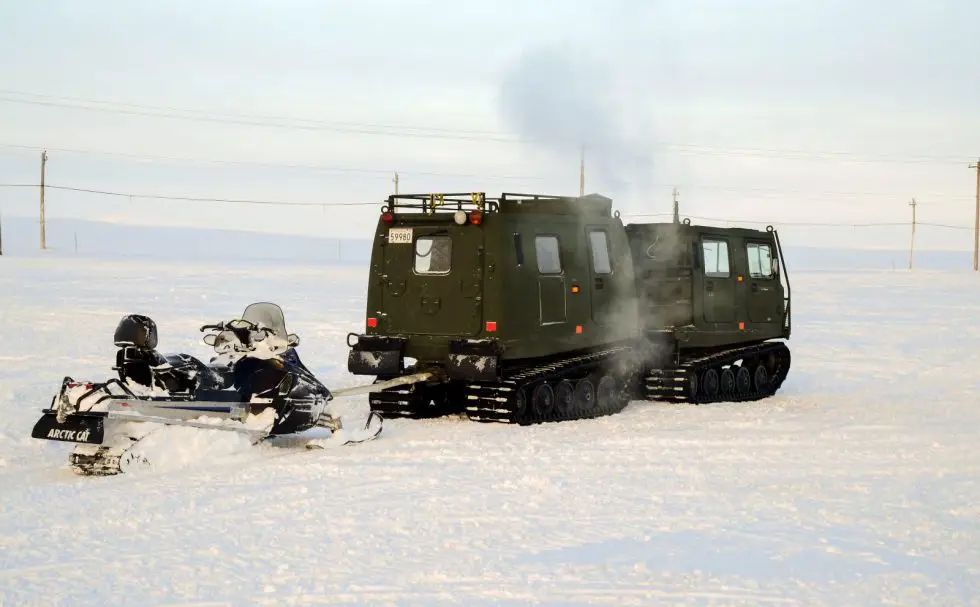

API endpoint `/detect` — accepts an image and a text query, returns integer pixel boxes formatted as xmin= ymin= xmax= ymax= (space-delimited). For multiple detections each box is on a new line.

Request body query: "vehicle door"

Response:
xmin=586 ymin=227 xmax=615 ymax=324
xmin=382 ymin=224 xmax=484 ymax=336
xmin=700 ymin=235 xmax=736 ymax=323
xmin=534 ymin=233 xmax=566 ymax=325
xmin=744 ymin=238 xmax=783 ymax=323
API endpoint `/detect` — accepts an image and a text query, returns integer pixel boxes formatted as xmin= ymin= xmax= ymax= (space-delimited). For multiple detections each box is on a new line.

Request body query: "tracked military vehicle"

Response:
xmin=346 ymin=192 xmax=791 ymax=425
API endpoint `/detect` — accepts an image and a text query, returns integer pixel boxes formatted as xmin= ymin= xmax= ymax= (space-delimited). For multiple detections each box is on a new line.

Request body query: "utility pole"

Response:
xmin=908 ymin=198 xmax=917 ymax=270
xmin=971 ymin=158 xmax=980 ymax=272
xmin=40 ymin=150 xmax=47 ymax=250
xmin=393 ymin=171 xmax=399 ymax=196
xmin=579 ymin=145 xmax=585 ymax=196
xmin=0 ymin=208 xmax=4 ymax=256
xmin=672 ymin=187 xmax=680 ymax=223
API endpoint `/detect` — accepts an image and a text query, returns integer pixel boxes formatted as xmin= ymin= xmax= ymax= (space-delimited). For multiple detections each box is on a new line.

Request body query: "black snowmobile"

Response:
xmin=31 ymin=302 xmax=383 ymax=475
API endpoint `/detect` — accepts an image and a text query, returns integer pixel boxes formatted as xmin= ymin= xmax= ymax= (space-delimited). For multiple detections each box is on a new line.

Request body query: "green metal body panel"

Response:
xmin=625 ymin=221 xmax=790 ymax=351
xmin=360 ymin=193 xmax=641 ymax=369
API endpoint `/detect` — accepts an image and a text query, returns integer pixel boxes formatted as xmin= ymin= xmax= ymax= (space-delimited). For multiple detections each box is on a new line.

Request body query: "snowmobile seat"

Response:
xmin=112 ymin=314 xmax=214 ymax=393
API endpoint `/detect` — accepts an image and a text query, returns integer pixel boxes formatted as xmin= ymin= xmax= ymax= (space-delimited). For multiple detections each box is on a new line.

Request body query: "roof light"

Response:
xmin=381 ymin=211 xmax=394 ymax=223
xmin=454 ymin=210 xmax=467 ymax=225
xmin=469 ymin=210 xmax=483 ymax=225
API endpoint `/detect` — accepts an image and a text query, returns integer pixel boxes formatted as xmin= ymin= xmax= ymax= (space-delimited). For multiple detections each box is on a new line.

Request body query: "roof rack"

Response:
xmin=380 ymin=191 xmax=613 ymax=216
xmin=383 ymin=192 xmax=499 ymax=214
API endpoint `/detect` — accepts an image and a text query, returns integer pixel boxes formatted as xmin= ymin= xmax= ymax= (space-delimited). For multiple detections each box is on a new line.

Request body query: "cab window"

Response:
xmin=701 ymin=239 xmax=730 ymax=278
xmin=747 ymin=242 xmax=774 ymax=279
xmin=414 ymin=235 xmax=452 ymax=274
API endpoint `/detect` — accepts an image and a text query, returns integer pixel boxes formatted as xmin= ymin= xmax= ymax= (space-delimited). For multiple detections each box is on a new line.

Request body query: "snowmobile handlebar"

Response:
xmin=199 ymin=319 xmax=283 ymax=354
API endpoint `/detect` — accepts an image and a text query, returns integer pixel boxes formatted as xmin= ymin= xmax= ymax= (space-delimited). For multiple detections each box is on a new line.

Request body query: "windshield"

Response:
xmin=241 ymin=302 xmax=288 ymax=338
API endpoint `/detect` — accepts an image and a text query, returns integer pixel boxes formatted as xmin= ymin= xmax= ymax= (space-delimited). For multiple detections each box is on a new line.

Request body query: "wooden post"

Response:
xmin=908 ymin=198 xmax=917 ymax=270
xmin=971 ymin=159 xmax=980 ymax=272
xmin=40 ymin=150 xmax=47 ymax=250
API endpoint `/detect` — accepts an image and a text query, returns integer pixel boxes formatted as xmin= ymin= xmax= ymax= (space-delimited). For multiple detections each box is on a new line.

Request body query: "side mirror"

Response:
xmin=203 ymin=334 xmax=218 ymax=346
xmin=287 ymin=333 xmax=300 ymax=347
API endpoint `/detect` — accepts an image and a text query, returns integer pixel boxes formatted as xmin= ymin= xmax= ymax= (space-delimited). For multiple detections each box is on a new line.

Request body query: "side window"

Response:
xmin=701 ymin=239 xmax=730 ymax=278
xmin=588 ymin=230 xmax=612 ymax=274
xmin=414 ymin=235 xmax=452 ymax=274
xmin=535 ymin=235 xmax=562 ymax=274
xmin=747 ymin=242 xmax=774 ymax=279
xmin=513 ymin=233 xmax=524 ymax=266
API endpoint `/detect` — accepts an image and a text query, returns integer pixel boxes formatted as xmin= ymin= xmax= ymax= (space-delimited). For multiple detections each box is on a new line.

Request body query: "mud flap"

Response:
xmin=447 ymin=339 xmax=501 ymax=382
xmin=347 ymin=334 xmax=406 ymax=376
xmin=31 ymin=410 xmax=106 ymax=444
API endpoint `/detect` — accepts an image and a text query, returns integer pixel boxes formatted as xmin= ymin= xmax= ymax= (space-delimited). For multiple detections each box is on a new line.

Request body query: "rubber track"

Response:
xmin=368 ymin=381 xmax=461 ymax=420
xmin=462 ymin=346 xmax=639 ymax=425
xmin=644 ymin=341 xmax=791 ymax=404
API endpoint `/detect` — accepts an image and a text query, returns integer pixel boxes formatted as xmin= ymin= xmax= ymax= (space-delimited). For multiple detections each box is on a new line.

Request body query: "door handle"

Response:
xmin=594 ymin=277 xmax=604 ymax=290
xmin=750 ymin=283 xmax=759 ymax=292
xmin=706 ymin=281 xmax=714 ymax=292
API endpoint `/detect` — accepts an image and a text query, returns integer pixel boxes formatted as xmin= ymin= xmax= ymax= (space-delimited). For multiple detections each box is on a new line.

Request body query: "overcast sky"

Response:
xmin=1 ymin=0 xmax=978 ymax=251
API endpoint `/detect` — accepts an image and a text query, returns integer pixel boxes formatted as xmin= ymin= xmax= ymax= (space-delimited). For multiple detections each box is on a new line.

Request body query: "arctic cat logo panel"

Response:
xmin=31 ymin=412 xmax=104 ymax=444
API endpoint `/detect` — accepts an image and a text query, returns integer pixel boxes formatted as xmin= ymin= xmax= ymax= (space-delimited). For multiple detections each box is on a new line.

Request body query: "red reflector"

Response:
xmin=367 ymin=317 xmax=378 ymax=328
xmin=381 ymin=212 xmax=394 ymax=223
xmin=469 ymin=210 xmax=483 ymax=225
xmin=485 ymin=321 xmax=497 ymax=332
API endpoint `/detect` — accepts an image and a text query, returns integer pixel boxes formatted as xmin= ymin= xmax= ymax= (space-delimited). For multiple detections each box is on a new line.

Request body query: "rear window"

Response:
xmin=414 ymin=235 xmax=452 ymax=274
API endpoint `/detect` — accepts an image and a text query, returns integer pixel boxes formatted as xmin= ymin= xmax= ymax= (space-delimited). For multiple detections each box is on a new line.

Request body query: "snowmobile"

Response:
xmin=30 ymin=302 xmax=384 ymax=475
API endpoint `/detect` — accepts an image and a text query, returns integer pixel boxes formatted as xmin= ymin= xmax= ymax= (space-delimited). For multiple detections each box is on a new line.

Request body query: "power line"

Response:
xmin=0 ymin=88 xmax=508 ymax=136
xmin=0 ymin=142 xmax=549 ymax=181
xmin=0 ymin=90 xmax=974 ymax=165
xmin=2 ymin=180 xmax=974 ymax=229
xmin=1 ymin=183 xmax=377 ymax=207
xmin=0 ymin=143 xmax=975 ymax=204
xmin=0 ymin=96 xmax=520 ymax=143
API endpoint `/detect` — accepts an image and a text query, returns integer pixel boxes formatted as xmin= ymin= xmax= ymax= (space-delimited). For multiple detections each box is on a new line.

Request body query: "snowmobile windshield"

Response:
xmin=241 ymin=302 xmax=288 ymax=339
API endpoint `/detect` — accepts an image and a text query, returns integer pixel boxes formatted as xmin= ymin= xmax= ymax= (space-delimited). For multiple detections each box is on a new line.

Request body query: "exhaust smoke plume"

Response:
xmin=496 ymin=43 xmax=654 ymax=203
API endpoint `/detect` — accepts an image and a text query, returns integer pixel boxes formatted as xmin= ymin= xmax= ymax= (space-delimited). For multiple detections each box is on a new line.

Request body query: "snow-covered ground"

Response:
xmin=1 ymin=256 xmax=979 ymax=606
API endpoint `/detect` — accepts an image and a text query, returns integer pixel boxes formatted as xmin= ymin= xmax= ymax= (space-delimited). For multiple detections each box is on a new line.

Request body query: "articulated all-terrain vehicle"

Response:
xmin=346 ymin=192 xmax=791 ymax=425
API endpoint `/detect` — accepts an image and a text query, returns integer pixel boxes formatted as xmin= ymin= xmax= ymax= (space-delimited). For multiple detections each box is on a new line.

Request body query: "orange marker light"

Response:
xmin=738 ymin=321 xmax=745 ymax=330
xmin=737 ymin=275 xmax=743 ymax=282
xmin=571 ymin=285 xmax=580 ymax=293
xmin=575 ymin=325 xmax=583 ymax=334
xmin=486 ymin=321 xmax=497 ymax=332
